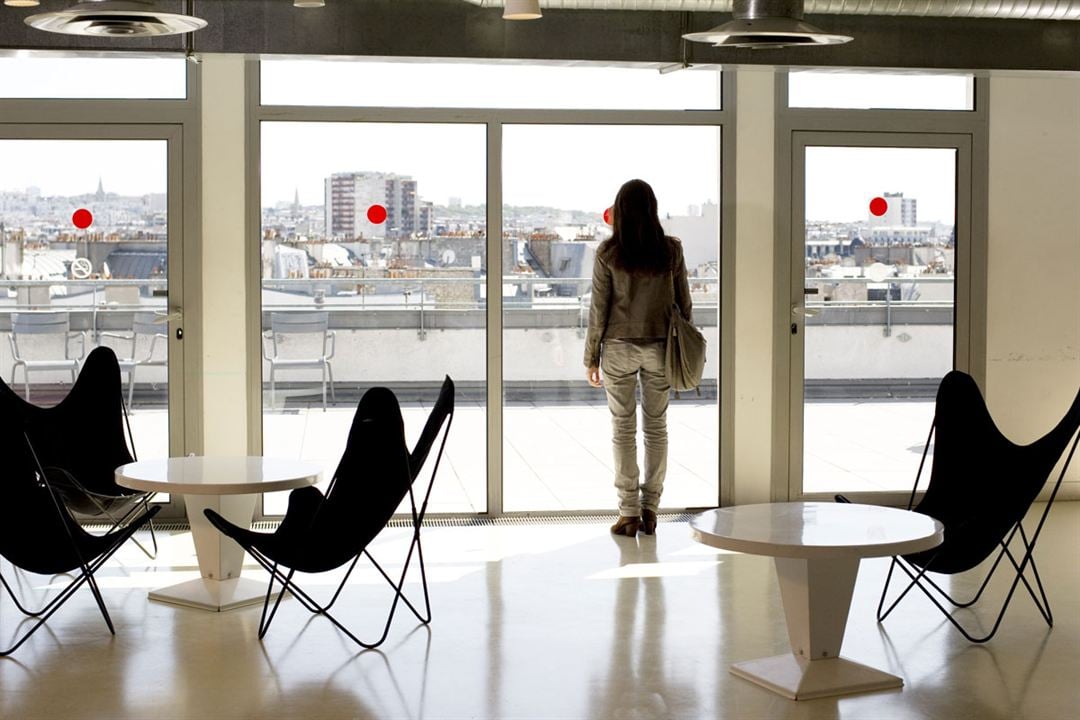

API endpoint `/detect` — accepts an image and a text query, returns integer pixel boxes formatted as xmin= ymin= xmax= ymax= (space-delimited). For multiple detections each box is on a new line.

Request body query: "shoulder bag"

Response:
xmin=664 ymin=271 xmax=706 ymax=394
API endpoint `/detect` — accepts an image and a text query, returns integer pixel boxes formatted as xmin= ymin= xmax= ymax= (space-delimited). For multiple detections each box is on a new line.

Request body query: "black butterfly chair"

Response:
xmin=204 ymin=377 xmax=454 ymax=649
xmin=0 ymin=430 xmax=161 ymax=656
xmin=871 ymin=370 xmax=1080 ymax=643
xmin=0 ymin=346 xmax=158 ymax=559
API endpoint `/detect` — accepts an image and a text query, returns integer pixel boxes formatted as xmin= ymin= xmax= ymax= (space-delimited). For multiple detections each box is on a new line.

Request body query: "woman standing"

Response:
xmin=584 ymin=179 xmax=692 ymax=537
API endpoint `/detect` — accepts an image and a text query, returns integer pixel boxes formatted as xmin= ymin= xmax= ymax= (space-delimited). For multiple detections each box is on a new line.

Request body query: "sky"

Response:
xmin=0 ymin=135 xmax=956 ymax=226
xmin=261 ymin=122 xmax=722 ymax=215
xmin=0 ymin=55 xmax=186 ymax=100
xmin=805 ymin=146 xmax=957 ymax=224
xmin=0 ymin=58 xmax=963 ymax=224
xmin=0 ymin=140 xmax=168 ymax=196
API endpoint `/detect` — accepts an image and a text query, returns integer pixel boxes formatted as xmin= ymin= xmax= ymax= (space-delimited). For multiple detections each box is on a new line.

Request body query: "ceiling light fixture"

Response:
xmin=683 ymin=0 xmax=851 ymax=49
xmin=25 ymin=1 xmax=207 ymax=37
xmin=293 ymin=0 xmax=325 ymax=7
xmin=4 ymin=0 xmax=41 ymax=7
xmin=503 ymin=0 xmax=541 ymax=21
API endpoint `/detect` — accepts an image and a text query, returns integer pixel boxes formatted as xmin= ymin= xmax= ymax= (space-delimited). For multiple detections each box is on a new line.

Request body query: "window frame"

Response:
xmin=246 ymin=57 xmax=736 ymax=519
xmin=772 ymin=70 xmax=990 ymax=506
xmin=0 ymin=60 xmax=203 ymax=521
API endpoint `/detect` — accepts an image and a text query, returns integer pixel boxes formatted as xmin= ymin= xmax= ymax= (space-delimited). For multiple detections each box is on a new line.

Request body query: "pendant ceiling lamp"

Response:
xmin=683 ymin=0 xmax=851 ymax=49
xmin=503 ymin=0 xmax=541 ymax=20
xmin=25 ymin=0 xmax=207 ymax=37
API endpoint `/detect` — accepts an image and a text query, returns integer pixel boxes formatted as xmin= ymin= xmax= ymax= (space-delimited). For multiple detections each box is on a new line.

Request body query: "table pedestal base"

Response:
xmin=148 ymin=492 xmax=275 ymax=612
xmin=149 ymin=577 xmax=278 ymax=612
xmin=731 ymin=654 xmax=902 ymax=701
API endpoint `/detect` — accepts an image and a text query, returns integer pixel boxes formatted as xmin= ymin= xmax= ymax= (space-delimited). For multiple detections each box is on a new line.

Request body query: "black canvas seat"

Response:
xmin=0 ymin=346 xmax=158 ymax=557
xmin=205 ymin=377 xmax=454 ymax=649
xmin=873 ymin=370 xmax=1080 ymax=642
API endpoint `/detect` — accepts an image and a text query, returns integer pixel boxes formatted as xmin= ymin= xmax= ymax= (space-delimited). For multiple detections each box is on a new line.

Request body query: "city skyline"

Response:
xmin=2 ymin=140 xmax=957 ymax=228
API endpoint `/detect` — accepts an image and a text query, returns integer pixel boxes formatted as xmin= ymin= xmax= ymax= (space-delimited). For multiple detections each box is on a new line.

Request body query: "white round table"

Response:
xmin=690 ymin=502 xmax=943 ymax=701
xmin=116 ymin=457 xmax=321 ymax=612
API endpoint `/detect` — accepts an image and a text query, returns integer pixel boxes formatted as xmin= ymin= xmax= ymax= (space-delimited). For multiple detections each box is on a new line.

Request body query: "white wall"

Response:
xmin=988 ymin=75 xmax=1080 ymax=496
xmin=805 ymin=325 xmax=952 ymax=380
xmin=260 ymin=326 xmax=721 ymax=384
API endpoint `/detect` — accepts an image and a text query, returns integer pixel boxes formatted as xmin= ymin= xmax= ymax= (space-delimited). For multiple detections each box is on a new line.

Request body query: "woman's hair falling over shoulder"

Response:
xmin=604 ymin=178 xmax=673 ymax=275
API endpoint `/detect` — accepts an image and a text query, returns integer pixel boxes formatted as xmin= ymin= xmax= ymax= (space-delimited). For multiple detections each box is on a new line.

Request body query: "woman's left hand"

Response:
xmin=587 ymin=366 xmax=603 ymax=388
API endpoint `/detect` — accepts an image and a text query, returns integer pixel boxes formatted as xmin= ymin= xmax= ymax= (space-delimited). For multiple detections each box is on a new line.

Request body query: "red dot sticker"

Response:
xmin=603 ymin=207 xmax=612 ymax=225
xmin=869 ymin=197 xmax=888 ymax=217
xmin=367 ymin=204 xmax=387 ymax=224
xmin=72 ymin=208 xmax=93 ymax=229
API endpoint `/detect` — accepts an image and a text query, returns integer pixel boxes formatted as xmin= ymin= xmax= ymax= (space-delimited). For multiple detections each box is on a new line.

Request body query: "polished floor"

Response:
xmin=2 ymin=503 xmax=1077 ymax=719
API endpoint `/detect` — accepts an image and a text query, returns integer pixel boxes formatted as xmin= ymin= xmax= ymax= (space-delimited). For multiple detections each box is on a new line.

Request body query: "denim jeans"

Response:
xmin=601 ymin=340 xmax=669 ymax=517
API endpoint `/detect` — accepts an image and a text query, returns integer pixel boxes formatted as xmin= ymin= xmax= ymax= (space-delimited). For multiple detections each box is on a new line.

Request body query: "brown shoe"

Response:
xmin=641 ymin=509 xmax=657 ymax=535
xmin=611 ymin=515 xmax=642 ymax=537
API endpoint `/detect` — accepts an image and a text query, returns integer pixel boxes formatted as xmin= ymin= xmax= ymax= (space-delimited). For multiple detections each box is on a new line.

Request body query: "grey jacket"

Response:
xmin=583 ymin=238 xmax=692 ymax=368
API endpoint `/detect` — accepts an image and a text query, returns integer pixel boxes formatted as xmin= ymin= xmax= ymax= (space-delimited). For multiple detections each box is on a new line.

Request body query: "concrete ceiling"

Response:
xmin=1 ymin=0 xmax=1079 ymax=72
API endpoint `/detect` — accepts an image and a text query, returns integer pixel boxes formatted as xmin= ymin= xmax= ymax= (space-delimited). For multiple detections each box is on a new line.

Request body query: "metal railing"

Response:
xmin=0 ymin=274 xmax=954 ymax=342
xmin=0 ymin=278 xmax=169 ymax=339
xmin=262 ymin=275 xmax=723 ymax=339
xmin=804 ymin=274 xmax=954 ymax=336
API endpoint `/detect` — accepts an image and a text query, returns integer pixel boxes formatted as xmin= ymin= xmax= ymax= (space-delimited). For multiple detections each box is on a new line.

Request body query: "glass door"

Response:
xmin=789 ymin=132 xmax=972 ymax=501
xmin=0 ymin=126 xmax=186 ymax=513
xmin=501 ymin=124 xmax=721 ymax=512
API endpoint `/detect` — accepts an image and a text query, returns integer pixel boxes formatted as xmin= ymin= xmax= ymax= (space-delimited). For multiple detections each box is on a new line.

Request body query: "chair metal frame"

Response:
xmin=8 ymin=311 xmax=86 ymax=402
xmin=100 ymin=311 xmax=168 ymax=408
xmin=255 ymin=384 xmax=452 ymax=648
xmin=0 ymin=432 xmax=160 ymax=656
xmin=872 ymin=380 xmax=1080 ymax=644
xmin=262 ymin=311 xmax=336 ymax=411
xmin=209 ymin=379 xmax=454 ymax=650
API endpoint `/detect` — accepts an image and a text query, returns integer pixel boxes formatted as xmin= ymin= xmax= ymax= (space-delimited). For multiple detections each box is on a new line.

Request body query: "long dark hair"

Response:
xmin=606 ymin=179 xmax=672 ymax=275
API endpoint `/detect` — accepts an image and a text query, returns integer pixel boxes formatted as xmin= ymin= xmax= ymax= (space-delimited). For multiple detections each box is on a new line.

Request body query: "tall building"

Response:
xmin=323 ymin=171 xmax=421 ymax=240
xmin=869 ymin=191 xmax=917 ymax=227
xmin=418 ymin=200 xmax=435 ymax=237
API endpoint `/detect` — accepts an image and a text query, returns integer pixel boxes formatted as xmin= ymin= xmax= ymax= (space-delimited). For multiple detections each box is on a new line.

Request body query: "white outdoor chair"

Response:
xmin=9 ymin=312 xmax=86 ymax=402
xmin=263 ymin=311 xmax=336 ymax=411
xmin=100 ymin=311 xmax=168 ymax=408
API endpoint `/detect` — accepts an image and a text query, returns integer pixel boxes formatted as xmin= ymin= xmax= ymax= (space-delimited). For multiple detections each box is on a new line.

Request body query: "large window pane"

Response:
xmin=0 ymin=139 xmax=170 ymax=461
xmin=262 ymin=58 xmax=721 ymax=110
xmin=502 ymin=124 xmax=720 ymax=512
xmin=260 ymin=121 xmax=487 ymax=515
xmin=0 ymin=55 xmax=186 ymax=99
xmin=802 ymin=145 xmax=956 ymax=495
xmin=789 ymin=71 xmax=973 ymax=111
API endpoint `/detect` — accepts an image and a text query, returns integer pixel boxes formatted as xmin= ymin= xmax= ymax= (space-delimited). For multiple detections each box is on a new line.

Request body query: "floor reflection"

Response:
xmin=1 ymin=506 xmax=1077 ymax=720
xmin=589 ymin=535 xmax=699 ymax=719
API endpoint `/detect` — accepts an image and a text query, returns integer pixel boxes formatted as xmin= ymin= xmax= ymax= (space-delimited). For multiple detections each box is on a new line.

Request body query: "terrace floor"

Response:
xmin=125 ymin=396 xmax=934 ymax=515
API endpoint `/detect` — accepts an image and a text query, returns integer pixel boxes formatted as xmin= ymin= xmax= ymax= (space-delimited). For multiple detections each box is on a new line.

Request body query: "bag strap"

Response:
xmin=669 ymin=268 xmax=679 ymax=317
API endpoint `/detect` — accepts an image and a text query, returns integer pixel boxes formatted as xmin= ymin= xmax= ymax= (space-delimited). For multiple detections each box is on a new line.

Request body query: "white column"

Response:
xmin=733 ymin=67 xmax=777 ymax=505
xmin=200 ymin=54 xmax=249 ymax=457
